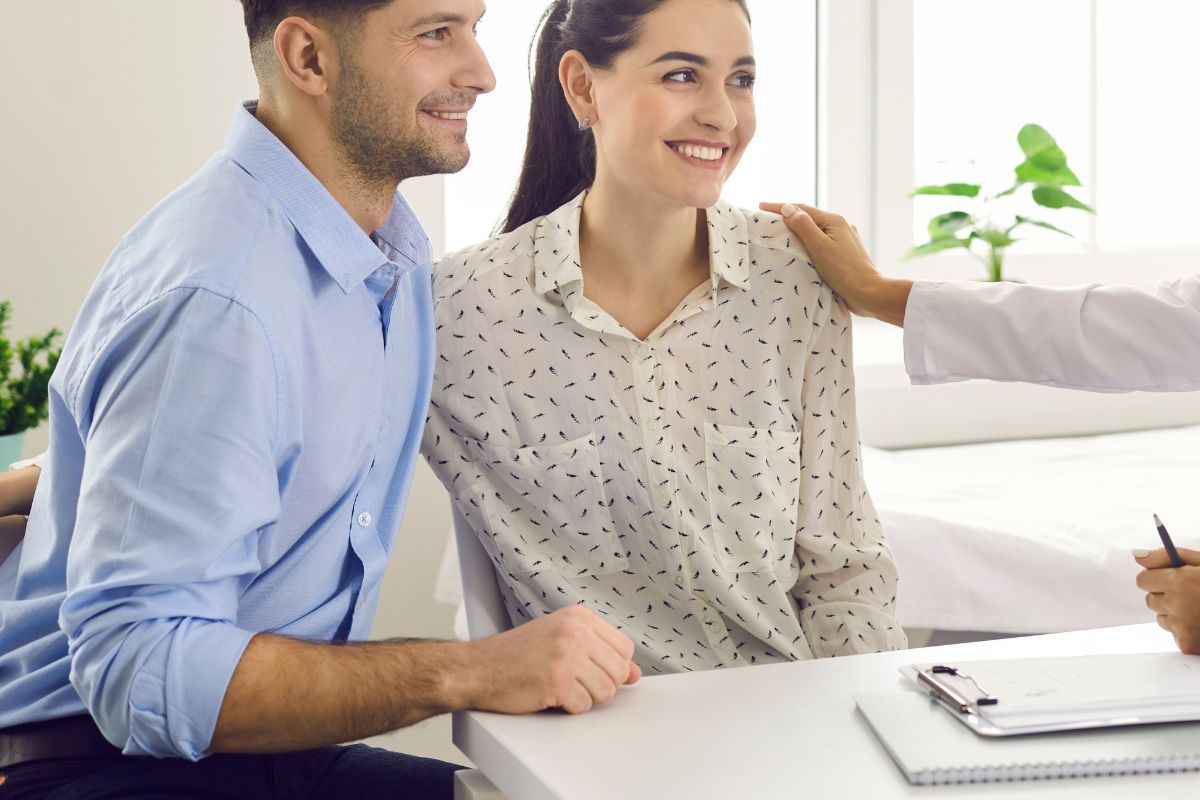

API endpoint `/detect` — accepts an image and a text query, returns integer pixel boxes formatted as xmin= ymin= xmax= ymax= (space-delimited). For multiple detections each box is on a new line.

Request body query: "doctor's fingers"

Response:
xmin=1135 ymin=546 xmax=1200 ymax=569
xmin=1136 ymin=567 xmax=1176 ymax=593
xmin=1145 ymin=591 xmax=1169 ymax=615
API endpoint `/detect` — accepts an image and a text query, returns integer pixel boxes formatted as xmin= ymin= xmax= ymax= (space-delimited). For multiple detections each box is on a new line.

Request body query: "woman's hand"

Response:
xmin=1135 ymin=547 xmax=1200 ymax=655
xmin=0 ymin=465 xmax=41 ymax=519
xmin=759 ymin=201 xmax=913 ymax=327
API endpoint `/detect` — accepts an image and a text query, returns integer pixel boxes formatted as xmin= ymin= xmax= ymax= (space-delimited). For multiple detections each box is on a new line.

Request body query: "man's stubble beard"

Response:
xmin=330 ymin=53 xmax=471 ymax=189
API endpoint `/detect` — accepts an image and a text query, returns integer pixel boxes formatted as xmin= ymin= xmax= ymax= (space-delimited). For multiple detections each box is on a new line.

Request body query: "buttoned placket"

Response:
xmin=348 ymin=263 xmax=402 ymax=624
xmin=636 ymin=288 xmax=742 ymax=664
xmin=562 ymin=268 xmax=742 ymax=664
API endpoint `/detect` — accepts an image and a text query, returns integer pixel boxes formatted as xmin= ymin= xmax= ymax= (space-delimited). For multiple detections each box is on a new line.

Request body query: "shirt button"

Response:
xmin=647 ymin=419 xmax=662 ymax=432
xmin=658 ymin=492 xmax=672 ymax=506
xmin=357 ymin=512 xmax=373 ymax=527
xmin=636 ymin=344 xmax=652 ymax=358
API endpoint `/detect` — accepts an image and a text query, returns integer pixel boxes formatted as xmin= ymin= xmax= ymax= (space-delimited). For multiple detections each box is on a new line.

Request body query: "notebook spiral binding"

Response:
xmin=918 ymin=754 xmax=1200 ymax=785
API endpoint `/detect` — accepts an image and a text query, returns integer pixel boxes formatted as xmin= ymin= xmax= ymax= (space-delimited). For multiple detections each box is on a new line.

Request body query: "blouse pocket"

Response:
xmin=704 ymin=423 xmax=802 ymax=573
xmin=468 ymin=433 xmax=627 ymax=577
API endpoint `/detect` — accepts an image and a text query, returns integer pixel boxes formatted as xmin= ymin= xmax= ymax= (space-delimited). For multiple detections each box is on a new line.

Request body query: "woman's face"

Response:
xmin=588 ymin=0 xmax=756 ymax=210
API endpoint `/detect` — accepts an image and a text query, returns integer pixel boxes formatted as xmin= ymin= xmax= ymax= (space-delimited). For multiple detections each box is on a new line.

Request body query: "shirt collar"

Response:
xmin=704 ymin=198 xmax=752 ymax=292
xmin=532 ymin=192 xmax=586 ymax=299
xmin=532 ymin=191 xmax=752 ymax=303
xmin=223 ymin=102 xmax=430 ymax=293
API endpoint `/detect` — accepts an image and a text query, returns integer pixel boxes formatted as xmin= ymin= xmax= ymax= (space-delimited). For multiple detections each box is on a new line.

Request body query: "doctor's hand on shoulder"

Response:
xmin=760 ymin=201 xmax=913 ymax=326
xmin=1135 ymin=548 xmax=1200 ymax=655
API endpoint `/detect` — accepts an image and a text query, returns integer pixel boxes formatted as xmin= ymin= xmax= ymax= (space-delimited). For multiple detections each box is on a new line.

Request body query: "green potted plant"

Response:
xmin=0 ymin=300 xmax=62 ymax=467
xmin=907 ymin=123 xmax=1094 ymax=281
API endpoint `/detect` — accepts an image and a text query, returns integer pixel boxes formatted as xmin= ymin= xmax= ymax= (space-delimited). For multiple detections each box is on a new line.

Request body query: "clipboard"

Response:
xmin=902 ymin=652 xmax=1200 ymax=737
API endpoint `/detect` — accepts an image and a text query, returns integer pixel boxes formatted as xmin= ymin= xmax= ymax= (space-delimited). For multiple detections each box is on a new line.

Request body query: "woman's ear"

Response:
xmin=559 ymin=50 xmax=598 ymax=128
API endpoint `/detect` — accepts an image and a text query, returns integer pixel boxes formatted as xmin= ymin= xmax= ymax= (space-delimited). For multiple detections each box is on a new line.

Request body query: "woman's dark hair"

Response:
xmin=503 ymin=0 xmax=751 ymax=233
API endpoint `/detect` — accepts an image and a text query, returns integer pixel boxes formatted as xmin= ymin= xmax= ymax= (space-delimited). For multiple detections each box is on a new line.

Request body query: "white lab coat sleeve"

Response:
xmin=903 ymin=275 xmax=1200 ymax=392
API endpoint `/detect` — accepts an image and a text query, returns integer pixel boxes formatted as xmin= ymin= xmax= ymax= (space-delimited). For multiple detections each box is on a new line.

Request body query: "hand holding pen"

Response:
xmin=1134 ymin=514 xmax=1200 ymax=655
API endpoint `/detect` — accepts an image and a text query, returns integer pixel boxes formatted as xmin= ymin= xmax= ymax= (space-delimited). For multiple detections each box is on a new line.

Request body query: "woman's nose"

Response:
xmin=695 ymin=85 xmax=738 ymax=132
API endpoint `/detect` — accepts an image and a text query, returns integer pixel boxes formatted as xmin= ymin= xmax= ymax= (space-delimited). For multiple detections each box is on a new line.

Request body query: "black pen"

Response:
xmin=1153 ymin=513 xmax=1185 ymax=568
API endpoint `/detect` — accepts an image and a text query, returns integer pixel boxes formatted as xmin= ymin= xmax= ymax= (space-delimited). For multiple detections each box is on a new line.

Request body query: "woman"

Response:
xmin=421 ymin=0 xmax=906 ymax=674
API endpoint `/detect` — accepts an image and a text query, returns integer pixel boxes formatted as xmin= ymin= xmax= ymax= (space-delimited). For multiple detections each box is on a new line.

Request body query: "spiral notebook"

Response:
xmin=855 ymin=691 xmax=1200 ymax=785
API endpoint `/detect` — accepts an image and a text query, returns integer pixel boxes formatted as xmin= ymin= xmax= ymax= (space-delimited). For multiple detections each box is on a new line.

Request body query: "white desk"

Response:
xmin=454 ymin=624 xmax=1195 ymax=799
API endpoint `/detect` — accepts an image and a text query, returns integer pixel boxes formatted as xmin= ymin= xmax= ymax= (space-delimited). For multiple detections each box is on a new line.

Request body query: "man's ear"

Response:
xmin=559 ymin=50 xmax=598 ymax=128
xmin=271 ymin=16 xmax=337 ymax=98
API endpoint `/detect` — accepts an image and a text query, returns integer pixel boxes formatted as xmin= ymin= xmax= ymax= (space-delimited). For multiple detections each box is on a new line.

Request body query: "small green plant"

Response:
xmin=0 ymin=300 xmax=63 ymax=436
xmin=907 ymin=124 xmax=1095 ymax=282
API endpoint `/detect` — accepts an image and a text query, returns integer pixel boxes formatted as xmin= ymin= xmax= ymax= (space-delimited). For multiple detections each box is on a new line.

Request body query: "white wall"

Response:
xmin=1 ymin=1 xmax=463 ymax=765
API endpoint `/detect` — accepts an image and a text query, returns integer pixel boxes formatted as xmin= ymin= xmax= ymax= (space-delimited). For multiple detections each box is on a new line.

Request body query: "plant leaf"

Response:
xmin=904 ymin=238 xmax=972 ymax=259
xmin=927 ymin=211 xmax=973 ymax=240
xmin=910 ymin=183 xmax=981 ymax=198
xmin=1015 ymin=158 xmax=1081 ymax=187
xmin=1012 ymin=215 xmax=1078 ymax=240
xmin=1032 ymin=186 xmax=1094 ymax=212
xmin=1017 ymin=124 xmax=1056 ymax=158
xmin=1015 ymin=124 xmax=1081 ymax=187
xmin=973 ymin=228 xmax=1017 ymax=248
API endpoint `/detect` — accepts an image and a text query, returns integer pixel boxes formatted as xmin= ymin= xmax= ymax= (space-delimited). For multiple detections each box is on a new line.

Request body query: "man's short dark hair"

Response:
xmin=238 ymin=0 xmax=392 ymax=48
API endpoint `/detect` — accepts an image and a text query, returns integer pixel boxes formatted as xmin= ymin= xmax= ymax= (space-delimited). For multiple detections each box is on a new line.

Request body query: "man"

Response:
xmin=763 ymin=200 xmax=1200 ymax=656
xmin=0 ymin=2 xmax=639 ymax=797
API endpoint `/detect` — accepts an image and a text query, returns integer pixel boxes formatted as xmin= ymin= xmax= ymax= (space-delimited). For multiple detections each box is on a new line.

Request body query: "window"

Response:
xmin=870 ymin=0 xmax=1200 ymax=285
xmin=444 ymin=1 xmax=818 ymax=253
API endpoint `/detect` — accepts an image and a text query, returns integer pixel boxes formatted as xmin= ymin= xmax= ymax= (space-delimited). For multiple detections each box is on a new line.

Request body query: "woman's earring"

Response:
xmin=578 ymin=116 xmax=591 ymax=132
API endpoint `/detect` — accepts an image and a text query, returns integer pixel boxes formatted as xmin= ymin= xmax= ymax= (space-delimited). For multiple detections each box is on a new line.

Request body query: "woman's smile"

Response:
xmin=666 ymin=139 xmax=732 ymax=171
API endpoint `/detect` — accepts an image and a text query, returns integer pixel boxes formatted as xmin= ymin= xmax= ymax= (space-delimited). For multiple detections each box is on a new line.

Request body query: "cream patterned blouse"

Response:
xmin=422 ymin=192 xmax=907 ymax=673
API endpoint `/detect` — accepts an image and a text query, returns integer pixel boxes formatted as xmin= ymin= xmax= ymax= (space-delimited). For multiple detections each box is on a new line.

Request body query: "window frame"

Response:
xmin=821 ymin=0 xmax=1200 ymax=289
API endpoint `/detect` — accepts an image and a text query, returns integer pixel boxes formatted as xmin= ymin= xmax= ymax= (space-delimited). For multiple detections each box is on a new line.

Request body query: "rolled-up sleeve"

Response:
xmin=59 ymin=287 xmax=280 ymax=760
xmin=793 ymin=292 xmax=908 ymax=657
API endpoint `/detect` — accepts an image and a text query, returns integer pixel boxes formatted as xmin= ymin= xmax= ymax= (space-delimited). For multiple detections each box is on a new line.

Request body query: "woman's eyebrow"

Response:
xmin=647 ymin=51 xmax=756 ymax=68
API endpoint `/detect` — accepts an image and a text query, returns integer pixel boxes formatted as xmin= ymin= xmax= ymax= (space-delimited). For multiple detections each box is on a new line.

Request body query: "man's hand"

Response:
xmin=1135 ymin=547 xmax=1200 ymax=655
xmin=462 ymin=606 xmax=641 ymax=715
xmin=759 ymin=202 xmax=913 ymax=327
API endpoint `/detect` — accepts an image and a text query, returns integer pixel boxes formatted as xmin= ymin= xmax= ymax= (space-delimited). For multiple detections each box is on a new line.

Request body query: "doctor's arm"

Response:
xmin=766 ymin=201 xmax=1200 ymax=392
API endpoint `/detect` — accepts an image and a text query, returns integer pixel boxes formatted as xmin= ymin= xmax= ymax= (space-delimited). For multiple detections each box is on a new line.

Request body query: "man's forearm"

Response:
xmin=210 ymin=633 xmax=478 ymax=753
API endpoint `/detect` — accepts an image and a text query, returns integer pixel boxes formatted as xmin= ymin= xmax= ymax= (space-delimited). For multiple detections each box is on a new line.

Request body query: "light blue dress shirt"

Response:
xmin=0 ymin=103 xmax=435 ymax=760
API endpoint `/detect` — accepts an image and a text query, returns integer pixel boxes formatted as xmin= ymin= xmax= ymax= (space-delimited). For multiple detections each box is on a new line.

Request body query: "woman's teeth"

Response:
xmin=672 ymin=143 xmax=725 ymax=161
xmin=426 ymin=111 xmax=468 ymax=120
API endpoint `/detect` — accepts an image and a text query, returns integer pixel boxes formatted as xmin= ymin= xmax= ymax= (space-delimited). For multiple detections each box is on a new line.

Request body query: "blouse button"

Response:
xmin=636 ymin=344 xmax=652 ymax=358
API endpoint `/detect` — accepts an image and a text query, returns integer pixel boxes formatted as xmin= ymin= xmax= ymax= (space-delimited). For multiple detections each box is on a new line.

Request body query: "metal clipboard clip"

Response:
xmin=916 ymin=665 xmax=1000 ymax=716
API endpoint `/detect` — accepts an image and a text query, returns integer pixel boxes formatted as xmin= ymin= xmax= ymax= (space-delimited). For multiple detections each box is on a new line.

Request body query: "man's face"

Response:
xmin=330 ymin=0 xmax=495 ymax=186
